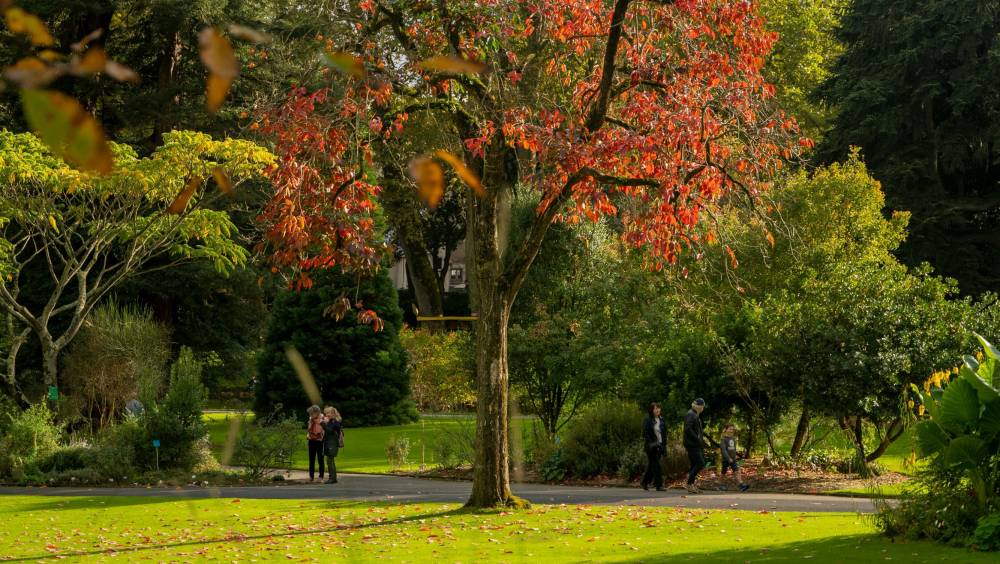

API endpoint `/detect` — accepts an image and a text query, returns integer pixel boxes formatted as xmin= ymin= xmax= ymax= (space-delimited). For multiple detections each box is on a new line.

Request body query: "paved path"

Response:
xmin=0 ymin=473 xmax=879 ymax=513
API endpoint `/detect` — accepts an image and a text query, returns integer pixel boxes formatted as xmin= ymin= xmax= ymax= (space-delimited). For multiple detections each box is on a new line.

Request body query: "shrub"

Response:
xmin=86 ymin=417 xmax=144 ymax=480
xmin=385 ymin=435 xmax=411 ymax=470
xmin=141 ymin=347 xmax=208 ymax=470
xmin=232 ymin=412 xmax=301 ymax=482
xmin=561 ymin=403 xmax=643 ymax=478
xmin=430 ymin=423 xmax=475 ymax=468
xmin=255 ymin=269 xmax=418 ymax=426
xmin=36 ymin=445 xmax=89 ymax=473
xmin=399 ymin=328 xmax=475 ymax=413
xmin=972 ymin=512 xmax=1000 ymax=552
xmin=0 ymin=403 xmax=60 ymax=480
xmin=62 ymin=301 xmax=170 ymax=429
xmin=661 ymin=443 xmax=690 ymax=478
xmin=616 ymin=443 xmax=646 ymax=481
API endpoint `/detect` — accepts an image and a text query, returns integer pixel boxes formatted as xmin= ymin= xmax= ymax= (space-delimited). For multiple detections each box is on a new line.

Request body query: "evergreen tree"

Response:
xmin=254 ymin=269 xmax=417 ymax=426
xmin=817 ymin=0 xmax=1000 ymax=295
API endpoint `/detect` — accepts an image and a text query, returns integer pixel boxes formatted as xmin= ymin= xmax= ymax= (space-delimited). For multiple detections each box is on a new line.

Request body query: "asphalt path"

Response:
xmin=0 ymin=473 xmax=879 ymax=513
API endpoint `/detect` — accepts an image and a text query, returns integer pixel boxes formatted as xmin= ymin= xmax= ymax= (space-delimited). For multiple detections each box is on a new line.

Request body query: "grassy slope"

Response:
xmin=0 ymin=495 xmax=989 ymax=563
xmin=206 ymin=413 xmax=537 ymax=474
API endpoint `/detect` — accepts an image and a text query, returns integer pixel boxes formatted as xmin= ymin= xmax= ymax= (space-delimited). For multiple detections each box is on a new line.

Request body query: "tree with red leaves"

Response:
xmin=256 ymin=0 xmax=808 ymax=507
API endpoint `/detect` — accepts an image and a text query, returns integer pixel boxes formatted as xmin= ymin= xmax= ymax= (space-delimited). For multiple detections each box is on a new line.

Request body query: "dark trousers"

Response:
xmin=308 ymin=440 xmax=325 ymax=479
xmin=686 ymin=447 xmax=705 ymax=485
xmin=641 ymin=447 xmax=663 ymax=488
xmin=325 ymin=455 xmax=337 ymax=482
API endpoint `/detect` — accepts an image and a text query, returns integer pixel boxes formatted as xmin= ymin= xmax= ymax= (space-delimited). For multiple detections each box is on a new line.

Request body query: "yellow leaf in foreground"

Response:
xmin=228 ymin=24 xmax=271 ymax=44
xmin=77 ymin=47 xmax=107 ymax=74
xmin=213 ymin=167 xmax=233 ymax=194
xmin=21 ymin=89 xmax=113 ymax=174
xmin=198 ymin=28 xmax=239 ymax=113
xmin=435 ymin=150 xmax=484 ymax=197
xmin=418 ymin=55 xmax=486 ymax=75
xmin=321 ymin=51 xmax=366 ymax=78
xmin=4 ymin=7 xmax=54 ymax=46
xmin=167 ymin=176 xmax=203 ymax=215
xmin=409 ymin=157 xmax=445 ymax=208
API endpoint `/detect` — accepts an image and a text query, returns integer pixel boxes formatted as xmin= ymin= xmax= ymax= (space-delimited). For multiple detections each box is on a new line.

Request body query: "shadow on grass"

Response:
xmin=614 ymin=534 xmax=985 ymax=563
xmin=0 ymin=494 xmax=183 ymax=514
xmin=3 ymin=501 xmax=476 ymax=562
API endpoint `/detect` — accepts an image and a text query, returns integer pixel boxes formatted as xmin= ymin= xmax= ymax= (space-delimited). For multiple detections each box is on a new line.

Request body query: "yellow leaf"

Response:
xmin=434 ymin=150 xmax=484 ymax=197
xmin=4 ymin=7 xmax=54 ymax=46
xmin=47 ymin=215 xmax=58 ymax=232
xmin=167 ymin=176 xmax=203 ymax=215
xmin=418 ymin=55 xmax=486 ymax=75
xmin=321 ymin=51 xmax=366 ymax=78
xmin=70 ymin=28 xmax=103 ymax=53
xmin=198 ymin=28 xmax=239 ymax=113
xmin=213 ymin=166 xmax=233 ymax=194
xmin=3 ymin=57 xmax=61 ymax=88
xmin=76 ymin=47 xmax=106 ymax=74
xmin=409 ymin=157 xmax=445 ymax=208
xmin=21 ymin=89 xmax=114 ymax=174
xmin=228 ymin=24 xmax=271 ymax=44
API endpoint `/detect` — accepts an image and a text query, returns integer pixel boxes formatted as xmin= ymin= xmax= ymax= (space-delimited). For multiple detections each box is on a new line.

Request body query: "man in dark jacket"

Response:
xmin=641 ymin=402 xmax=666 ymax=491
xmin=683 ymin=398 xmax=707 ymax=493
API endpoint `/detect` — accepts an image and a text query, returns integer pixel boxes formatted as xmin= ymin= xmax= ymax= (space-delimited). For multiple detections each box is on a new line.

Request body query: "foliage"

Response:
xmin=0 ymin=129 xmax=272 ymax=396
xmin=233 ymin=412 xmax=301 ymax=482
xmin=142 ymin=347 xmax=208 ymax=470
xmin=0 ymin=402 xmax=60 ymax=480
xmin=62 ymin=301 xmax=171 ymax=429
xmin=255 ymin=268 xmax=417 ymax=427
xmin=35 ymin=446 xmax=88 ymax=474
xmin=561 ymin=403 xmax=644 ymax=478
xmin=384 ymin=435 xmax=411 ymax=471
xmin=399 ymin=328 xmax=474 ymax=413
xmin=973 ymin=513 xmax=1000 ymax=552
xmin=430 ymin=422 xmax=475 ymax=469
xmin=86 ymin=416 xmax=144 ymax=480
xmin=817 ymin=0 xmax=1000 ymax=295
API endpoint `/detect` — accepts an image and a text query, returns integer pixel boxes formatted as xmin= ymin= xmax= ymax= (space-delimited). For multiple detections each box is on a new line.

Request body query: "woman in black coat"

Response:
xmin=641 ymin=402 xmax=666 ymax=491
xmin=321 ymin=406 xmax=342 ymax=484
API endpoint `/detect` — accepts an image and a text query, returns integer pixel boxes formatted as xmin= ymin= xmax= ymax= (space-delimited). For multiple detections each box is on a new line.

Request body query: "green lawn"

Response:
xmin=206 ymin=413 xmax=538 ymax=474
xmin=0 ymin=495 xmax=990 ymax=562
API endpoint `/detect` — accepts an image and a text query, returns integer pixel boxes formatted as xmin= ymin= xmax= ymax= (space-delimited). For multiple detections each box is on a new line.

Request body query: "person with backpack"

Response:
xmin=306 ymin=405 xmax=325 ymax=482
xmin=683 ymin=398 xmax=708 ymax=494
xmin=321 ymin=406 xmax=343 ymax=484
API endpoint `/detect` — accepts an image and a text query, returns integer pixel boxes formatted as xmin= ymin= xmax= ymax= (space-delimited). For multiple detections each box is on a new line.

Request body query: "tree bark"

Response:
xmin=865 ymin=417 xmax=905 ymax=463
xmin=790 ymin=405 xmax=810 ymax=458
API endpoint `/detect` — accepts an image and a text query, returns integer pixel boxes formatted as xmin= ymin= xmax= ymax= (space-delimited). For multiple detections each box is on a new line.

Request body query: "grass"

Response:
xmin=205 ymin=412 xmax=539 ymax=474
xmin=0 ymin=495 xmax=991 ymax=562
xmin=770 ymin=415 xmax=920 ymax=476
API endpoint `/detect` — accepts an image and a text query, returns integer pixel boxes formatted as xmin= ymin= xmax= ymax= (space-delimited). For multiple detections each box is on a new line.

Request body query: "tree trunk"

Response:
xmin=3 ymin=326 xmax=30 ymax=405
xmin=41 ymin=338 xmax=60 ymax=408
xmin=790 ymin=405 xmax=810 ymax=458
xmin=839 ymin=416 xmax=872 ymax=476
xmin=865 ymin=417 xmax=905 ymax=463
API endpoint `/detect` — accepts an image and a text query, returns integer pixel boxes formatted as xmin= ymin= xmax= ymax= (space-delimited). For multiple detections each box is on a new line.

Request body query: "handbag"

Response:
xmin=338 ymin=428 xmax=345 ymax=449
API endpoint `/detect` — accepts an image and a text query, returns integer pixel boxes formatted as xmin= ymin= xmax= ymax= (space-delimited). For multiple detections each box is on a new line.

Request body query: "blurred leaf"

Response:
xmin=284 ymin=345 xmax=322 ymax=405
xmin=4 ymin=7 xmax=54 ymax=46
xmin=435 ymin=150 xmax=484 ymax=197
xmin=167 ymin=176 xmax=203 ymax=215
xmin=70 ymin=28 xmax=103 ymax=53
xmin=409 ymin=157 xmax=445 ymax=208
xmin=21 ymin=89 xmax=114 ymax=174
xmin=4 ymin=57 xmax=61 ymax=88
xmin=228 ymin=24 xmax=271 ymax=44
xmin=321 ymin=51 xmax=366 ymax=78
xmin=418 ymin=55 xmax=486 ymax=74
xmin=198 ymin=28 xmax=239 ymax=113
xmin=213 ymin=166 xmax=233 ymax=194
xmin=76 ymin=47 xmax=106 ymax=74
xmin=103 ymin=60 xmax=139 ymax=83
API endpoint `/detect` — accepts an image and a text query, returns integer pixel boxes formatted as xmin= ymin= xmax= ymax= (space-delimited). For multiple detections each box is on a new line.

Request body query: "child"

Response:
xmin=306 ymin=405 xmax=325 ymax=482
xmin=721 ymin=424 xmax=749 ymax=492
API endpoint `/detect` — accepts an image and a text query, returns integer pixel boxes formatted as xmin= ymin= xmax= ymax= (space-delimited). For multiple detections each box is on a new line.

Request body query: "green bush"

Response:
xmin=430 ymin=423 xmax=475 ymax=468
xmin=399 ymin=328 xmax=474 ymax=413
xmin=385 ymin=435 xmax=411 ymax=470
xmin=973 ymin=512 xmax=1000 ymax=552
xmin=0 ymin=403 xmax=60 ymax=480
xmin=616 ymin=443 xmax=646 ymax=481
xmin=36 ymin=446 xmax=89 ymax=473
xmin=561 ymin=403 xmax=643 ymax=478
xmin=86 ymin=417 xmax=144 ymax=480
xmin=233 ymin=412 xmax=301 ymax=482
xmin=255 ymin=269 xmax=418 ymax=426
xmin=141 ymin=347 xmax=208 ymax=470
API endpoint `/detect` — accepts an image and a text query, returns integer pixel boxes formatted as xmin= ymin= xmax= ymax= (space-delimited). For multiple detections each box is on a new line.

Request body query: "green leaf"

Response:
xmin=980 ymin=399 xmax=1000 ymax=441
xmin=939 ymin=377 xmax=981 ymax=434
xmin=20 ymin=89 xmax=113 ymax=174
xmin=944 ymin=435 xmax=987 ymax=471
xmin=974 ymin=332 xmax=1000 ymax=361
xmin=915 ymin=420 xmax=949 ymax=458
xmin=962 ymin=357 xmax=1000 ymax=405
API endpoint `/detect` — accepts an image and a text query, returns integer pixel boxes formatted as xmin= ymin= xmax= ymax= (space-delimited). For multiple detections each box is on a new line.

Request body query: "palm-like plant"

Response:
xmin=914 ymin=334 xmax=1000 ymax=509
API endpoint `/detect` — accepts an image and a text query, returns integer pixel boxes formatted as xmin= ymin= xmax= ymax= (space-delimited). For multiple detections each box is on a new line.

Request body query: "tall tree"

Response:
xmin=0 ymin=129 xmax=272 ymax=400
xmin=256 ymin=0 xmax=805 ymax=507
xmin=817 ymin=0 xmax=1000 ymax=295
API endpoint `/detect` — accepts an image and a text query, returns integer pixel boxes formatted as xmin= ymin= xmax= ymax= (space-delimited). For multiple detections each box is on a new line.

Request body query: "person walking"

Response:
xmin=306 ymin=405 xmax=326 ymax=482
xmin=720 ymin=423 xmax=749 ymax=492
xmin=683 ymin=398 xmax=708 ymax=494
xmin=321 ymin=406 xmax=343 ymax=484
xmin=641 ymin=402 xmax=666 ymax=491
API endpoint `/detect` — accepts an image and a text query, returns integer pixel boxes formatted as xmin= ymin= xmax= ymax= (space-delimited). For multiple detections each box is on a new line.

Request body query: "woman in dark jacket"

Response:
xmin=321 ymin=406 xmax=342 ymax=484
xmin=641 ymin=402 xmax=666 ymax=491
